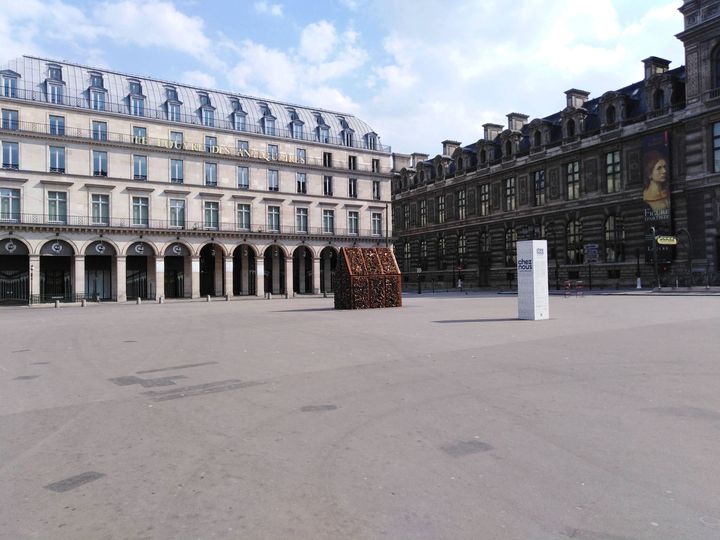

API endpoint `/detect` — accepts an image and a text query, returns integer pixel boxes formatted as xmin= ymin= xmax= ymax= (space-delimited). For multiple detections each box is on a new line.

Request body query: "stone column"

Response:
xmin=115 ymin=255 xmax=127 ymax=302
xmin=224 ymin=256 xmax=233 ymax=297
xmin=285 ymin=256 xmax=293 ymax=296
xmin=29 ymin=255 xmax=40 ymax=300
xmin=74 ymin=255 xmax=85 ymax=300
xmin=255 ymin=256 xmax=265 ymax=297
xmin=155 ymin=256 xmax=164 ymax=299
xmin=312 ymin=257 xmax=321 ymax=294
xmin=190 ymin=256 xmax=200 ymax=298
xmin=298 ymin=252 xmax=306 ymax=294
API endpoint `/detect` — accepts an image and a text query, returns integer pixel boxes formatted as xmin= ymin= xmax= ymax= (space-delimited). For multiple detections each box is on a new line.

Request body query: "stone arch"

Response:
xmin=125 ymin=240 xmax=158 ymax=257
xmin=81 ymin=237 xmax=120 ymax=256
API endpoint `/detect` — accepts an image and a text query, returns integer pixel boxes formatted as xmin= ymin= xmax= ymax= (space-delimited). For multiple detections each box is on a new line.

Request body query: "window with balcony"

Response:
xmin=267 ymin=144 xmax=279 ymax=160
xmin=566 ymin=161 xmax=580 ymax=200
xmin=170 ymin=131 xmax=183 ymax=147
xmin=296 ymin=172 xmax=306 ymax=194
xmin=322 ymin=209 xmax=335 ymax=234
xmin=203 ymin=135 xmax=216 ymax=153
xmin=2 ymin=109 xmax=18 ymax=130
xmin=348 ymin=211 xmax=359 ymax=235
xmin=234 ymin=112 xmax=246 ymax=131
xmin=47 ymin=191 xmax=67 ymax=224
xmin=49 ymin=115 xmax=65 ymax=136
xmin=318 ymin=125 xmax=330 ymax=143
xmin=92 ymin=121 xmax=107 ymax=141
xmin=204 ymin=162 xmax=217 ymax=186
xmin=267 ymin=205 xmax=280 ymax=232
xmin=49 ymin=84 xmax=63 ymax=105
xmin=323 ymin=175 xmax=333 ymax=196
xmin=2 ymin=141 xmax=19 ymax=170
xmin=91 ymin=194 xmax=109 ymax=225
xmin=371 ymin=212 xmax=382 ymax=236
xmin=533 ymin=170 xmax=545 ymax=206
xmin=49 ymin=146 xmax=65 ymax=173
xmin=132 ymin=196 xmax=149 ymax=227
xmin=606 ymin=151 xmax=621 ymax=193
xmin=91 ymin=90 xmax=106 ymax=111
xmin=237 ymin=166 xmax=249 ymax=189
xmin=262 ymin=116 xmax=275 ymax=136
xmin=133 ymin=126 xmax=147 ymax=145
xmin=0 ymin=188 xmax=20 ymax=221
xmin=237 ymin=203 xmax=251 ymax=230
xmin=130 ymin=97 xmax=145 ymax=117
xmin=203 ymin=201 xmax=219 ymax=229
xmin=348 ymin=177 xmax=357 ymax=198
xmin=267 ymin=169 xmax=279 ymax=191
xmin=133 ymin=155 xmax=147 ymax=180
xmin=167 ymin=102 xmax=181 ymax=122
xmin=295 ymin=207 xmax=308 ymax=233
xmin=170 ymin=159 xmax=183 ymax=183
xmin=169 ymin=199 xmax=185 ymax=228
xmin=92 ymin=150 xmax=107 ymax=176
xmin=2 ymin=76 xmax=17 ymax=98
xmin=296 ymin=148 xmax=306 ymax=163
xmin=237 ymin=140 xmax=249 ymax=154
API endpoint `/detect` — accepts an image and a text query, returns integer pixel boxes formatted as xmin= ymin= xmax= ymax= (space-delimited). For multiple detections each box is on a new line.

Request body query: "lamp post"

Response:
xmin=416 ymin=267 xmax=422 ymax=294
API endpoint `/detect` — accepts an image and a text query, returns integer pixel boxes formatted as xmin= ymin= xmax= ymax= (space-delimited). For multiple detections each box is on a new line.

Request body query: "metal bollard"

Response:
xmin=54 ymin=299 xmax=59 ymax=308
xmin=136 ymin=297 xmax=142 ymax=305
xmin=207 ymin=295 xmax=211 ymax=302
xmin=225 ymin=294 xmax=229 ymax=301
xmin=81 ymin=299 xmax=86 ymax=307
xmin=158 ymin=296 xmax=164 ymax=304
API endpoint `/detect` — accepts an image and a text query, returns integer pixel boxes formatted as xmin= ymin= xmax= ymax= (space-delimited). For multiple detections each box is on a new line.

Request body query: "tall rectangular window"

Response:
xmin=323 ymin=175 xmax=333 ymax=196
xmin=49 ymin=115 xmax=65 ymax=136
xmin=132 ymin=126 xmax=147 ymax=144
xmin=372 ymin=180 xmax=381 ymax=200
xmin=322 ymin=209 xmax=335 ymax=233
xmin=403 ymin=204 xmax=410 ymax=229
xmin=237 ymin=140 xmax=249 ymax=154
xmin=49 ymin=146 xmax=65 ymax=173
xmin=133 ymin=155 xmax=147 ymax=180
xmin=132 ymin=196 xmax=149 ymax=226
xmin=170 ymin=131 xmax=183 ymax=147
xmin=263 ymin=117 xmax=275 ymax=135
xmin=2 ymin=109 xmax=18 ymax=130
xmin=49 ymin=84 xmax=63 ymax=104
xmin=372 ymin=158 xmax=380 ymax=173
xmin=205 ymin=136 xmax=217 ymax=153
xmin=267 ymin=205 xmax=280 ymax=232
xmin=170 ymin=159 xmax=183 ymax=183
xmin=91 ymin=194 xmax=109 ymax=225
xmin=233 ymin=113 xmax=246 ymax=131
xmin=91 ymin=90 xmax=105 ymax=111
xmin=204 ymin=162 xmax=217 ymax=186
xmin=348 ymin=155 xmax=357 ymax=170
xmin=202 ymin=109 xmax=214 ymax=127
xmin=2 ymin=77 xmax=17 ymax=98
xmin=268 ymin=169 xmax=279 ymax=191
xmin=323 ymin=152 xmax=332 ymax=167
xmin=566 ymin=161 xmax=580 ymax=200
xmin=237 ymin=166 xmax=249 ymax=189
xmin=371 ymin=212 xmax=382 ymax=236
xmin=237 ymin=203 xmax=251 ymax=230
xmin=533 ymin=170 xmax=546 ymax=206
xmin=167 ymin=103 xmax=180 ymax=122
xmin=47 ymin=191 xmax=67 ymax=223
xmin=348 ymin=211 xmax=359 ymax=235
xmin=606 ymin=151 xmax=621 ymax=193
xmin=92 ymin=150 xmax=107 ymax=176
xmin=267 ymin=144 xmax=279 ymax=160
xmin=295 ymin=207 xmax=308 ymax=233
xmin=457 ymin=189 xmax=466 ymax=219
xmin=92 ymin=121 xmax=107 ymax=141
xmin=715 ymin=123 xmax=720 ymax=173
xmin=296 ymin=172 xmax=306 ymax=194
xmin=203 ymin=201 xmax=219 ymax=229
xmin=348 ymin=177 xmax=357 ymax=198
xmin=291 ymin=122 xmax=303 ymax=139
xmin=131 ymin=97 xmax=144 ymax=117
xmin=0 ymin=188 xmax=20 ymax=221
xmin=437 ymin=196 xmax=445 ymax=223
xmin=169 ymin=199 xmax=185 ymax=228
xmin=296 ymin=148 xmax=306 ymax=163
xmin=419 ymin=199 xmax=427 ymax=226
xmin=479 ymin=184 xmax=489 ymax=216
xmin=504 ymin=177 xmax=516 ymax=211
xmin=2 ymin=142 xmax=19 ymax=169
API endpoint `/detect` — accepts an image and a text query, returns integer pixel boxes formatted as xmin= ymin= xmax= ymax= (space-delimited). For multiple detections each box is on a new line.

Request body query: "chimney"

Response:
xmin=411 ymin=152 xmax=429 ymax=167
xmin=642 ymin=56 xmax=671 ymax=80
xmin=391 ymin=152 xmax=411 ymax=171
xmin=565 ymin=88 xmax=590 ymax=109
xmin=441 ymin=140 xmax=461 ymax=156
xmin=506 ymin=113 xmax=529 ymax=132
xmin=483 ymin=123 xmax=503 ymax=141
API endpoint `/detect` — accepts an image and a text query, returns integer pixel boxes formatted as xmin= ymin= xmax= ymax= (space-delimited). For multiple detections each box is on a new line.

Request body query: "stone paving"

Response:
xmin=1 ymin=293 xmax=719 ymax=539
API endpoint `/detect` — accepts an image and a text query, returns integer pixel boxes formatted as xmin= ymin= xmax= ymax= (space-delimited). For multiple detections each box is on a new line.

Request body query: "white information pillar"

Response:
xmin=517 ymin=240 xmax=550 ymax=321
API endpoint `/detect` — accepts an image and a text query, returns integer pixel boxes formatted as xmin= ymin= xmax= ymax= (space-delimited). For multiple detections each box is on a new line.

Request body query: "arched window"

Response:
xmin=566 ymin=119 xmax=576 ymax=138
xmin=505 ymin=140 xmax=513 ymax=157
xmin=566 ymin=220 xmax=583 ymax=264
xmin=533 ymin=130 xmax=542 ymax=147
xmin=605 ymin=105 xmax=616 ymax=126
xmin=713 ymin=44 xmax=720 ymax=89
xmin=604 ymin=216 xmax=625 ymax=262
xmin=653 ymin=89 xmax=665 ymax=111
xmin=505 ymin=228 xmax=517 ymax=266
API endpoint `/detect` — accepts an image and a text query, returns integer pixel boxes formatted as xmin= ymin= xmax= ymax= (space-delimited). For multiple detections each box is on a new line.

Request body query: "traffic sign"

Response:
xmin=585 ymin=243 xmax=600 ymax=263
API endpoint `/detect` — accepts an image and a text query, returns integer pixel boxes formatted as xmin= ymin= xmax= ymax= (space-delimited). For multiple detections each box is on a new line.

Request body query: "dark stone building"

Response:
xmin=391 ymin=0 xmax=720 ymax=290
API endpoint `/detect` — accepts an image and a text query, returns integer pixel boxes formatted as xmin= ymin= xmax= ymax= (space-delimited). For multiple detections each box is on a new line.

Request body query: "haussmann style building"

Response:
xmin=0 ymin=56 xmax=393 ymax=304
xmin=391 ymin=0 xmax=720 ymax=291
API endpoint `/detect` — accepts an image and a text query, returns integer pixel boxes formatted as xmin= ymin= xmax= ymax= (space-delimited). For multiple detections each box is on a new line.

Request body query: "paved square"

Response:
xmin=1 ymin=294 xmax=720 ymax=539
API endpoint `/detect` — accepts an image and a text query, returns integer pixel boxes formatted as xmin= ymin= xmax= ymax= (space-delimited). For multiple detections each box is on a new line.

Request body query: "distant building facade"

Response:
xmin=391 ymin=0 xmax=720 ymax=290
xmin=0 ymin=57 xmax=392 ymax=303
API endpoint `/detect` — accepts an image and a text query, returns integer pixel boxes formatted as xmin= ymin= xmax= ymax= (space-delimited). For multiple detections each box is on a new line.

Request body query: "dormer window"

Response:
xmin=90 ymin=74 xmax=104 ymax=88
xmin=49 ymin=66 xmax=62 ymax=81
xmin=533 ymin=130 xmax=542 ymax=147
xmin=567 ymin=119 xmax=576 ymax=138
xmin=199 ymin=93 xmax=211 ymax=107
xmin=166 ymin=87 xmax=178 ymax=101
xmin=504 ymin=140 xmax=513 ymax=157
xmin=287 ymin=108 xmax=304 ymax=139
xmin=606 ymin=105 xmax=616 ymax=125
xmin=338 ymin=116 xmax=354 ymax=147
xmin=128 ymin=80 xmax=145 ymax=116
xmin=87 ymin=73 xmax=106 ymax=111
xmin=164 ymin=86 xmax=181 ymax=121
xmin=653 ymin=89 xmax=665 ymax=111
xmin=129 ymin=81 xmax=143 ymax=95
xmin=480 ymin=149 xmax=487 ymax=165
xmin=1 ymin=72 xmax=18 ymax=98
xmin=258 ymin=103 xmax=275 ymax=135
xmin=197 ymin=93 xmax=215 ymax=127
xmin=234 ymin=111 xmax=246 ymax=131
xmin=365 ymin=132 xmax=378 ymax=151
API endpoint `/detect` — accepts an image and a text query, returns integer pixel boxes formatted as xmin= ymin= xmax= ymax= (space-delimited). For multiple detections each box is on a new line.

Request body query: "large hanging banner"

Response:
xmin=642 ymin=131 xmax=672 ymax=263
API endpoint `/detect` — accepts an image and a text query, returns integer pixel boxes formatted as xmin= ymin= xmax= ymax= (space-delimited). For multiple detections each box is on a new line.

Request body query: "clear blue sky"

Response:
xmin=0 ymin=0 xmax=685 ymax=154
